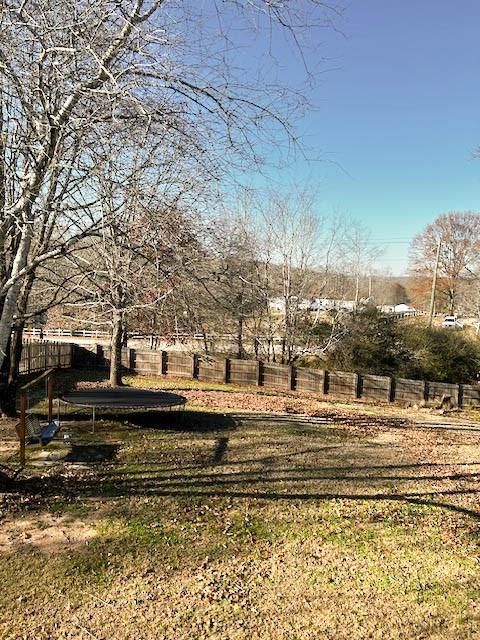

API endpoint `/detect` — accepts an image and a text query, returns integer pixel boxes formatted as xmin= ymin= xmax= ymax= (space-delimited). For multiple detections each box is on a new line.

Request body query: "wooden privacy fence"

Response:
xmin=19 ymin=341 xmax=73 ymax=375
xmin=73 ymin=344 xmax=480 ymax=408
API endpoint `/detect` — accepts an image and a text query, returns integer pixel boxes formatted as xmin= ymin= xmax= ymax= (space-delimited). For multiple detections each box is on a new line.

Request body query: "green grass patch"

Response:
xmin=1 ymin=402 xmax=480 ymax=639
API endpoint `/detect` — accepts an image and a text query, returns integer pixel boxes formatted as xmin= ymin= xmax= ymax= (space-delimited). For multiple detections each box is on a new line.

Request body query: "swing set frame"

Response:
xmin=17 ymin=368 xmax=56 ymax=467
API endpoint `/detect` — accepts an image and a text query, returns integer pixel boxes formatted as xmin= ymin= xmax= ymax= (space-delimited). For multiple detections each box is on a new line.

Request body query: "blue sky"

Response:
xmin=238 ymin=1 xmax=480 ymax=275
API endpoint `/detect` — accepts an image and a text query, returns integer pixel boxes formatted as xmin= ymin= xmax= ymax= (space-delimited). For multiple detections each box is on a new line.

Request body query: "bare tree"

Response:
xmin=1 ymin=0 xmax=341 ymax=386
xmin=409 ymin=211 xmax=480 ymax=315
xmin=64 ymin=128 xmax=201 ymax=386
xmin=341 ymin=220 xmax=380 ymax=308
xmin=0 ymin=2 xmax=169 ymax=374
xmin=259 ymin=188 xmax=323 ymax=362
xmin=204 ymin=210 xmax=264 ymax=358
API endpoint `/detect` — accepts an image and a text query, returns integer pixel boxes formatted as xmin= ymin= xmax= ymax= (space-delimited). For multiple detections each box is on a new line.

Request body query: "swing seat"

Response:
xmin=16 ymin=415 xmax=61 ymax=446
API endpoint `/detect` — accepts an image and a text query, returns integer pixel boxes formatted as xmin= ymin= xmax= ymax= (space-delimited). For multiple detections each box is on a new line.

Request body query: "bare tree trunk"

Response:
xmin=354 ymin=275 xmax=360 ymax=309
xmin=0 ymin=269 xmax=35 ymax=414
xmin=0 ymin=323 xmax=24 ymax=416
xmin=253 ymin=336 xmax=259 ymax=360
xmin=201 ymin=328 xmax=209 ymax=353
xmin=0 ymin=333 xmax=13 ymax=417
xmin=0 ymin=224 xmax=33 ymax=366
xmin=449 ymin=289 xmax=455 ymax=316
xmin=109 ymin=311 xmax=124 ymax=387
xmin=280 ymin=336 xmax=286 ymax=364
xmin=237 ymin=317 xmax=244 ymax=359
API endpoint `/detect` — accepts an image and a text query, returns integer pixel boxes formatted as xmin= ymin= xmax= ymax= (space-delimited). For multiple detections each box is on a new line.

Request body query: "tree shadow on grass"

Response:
xmin=58 ymin=410 xmax=239 ymax=434
xmin=3 ymin=411 xmax=480 ymax=522
xmin=64 ymin=444 xmax=119 ymax=463
xmin=124 ymin=410 xmax=238 ymax=433
xmin=7 ymin=470 xmax=480 ymax=521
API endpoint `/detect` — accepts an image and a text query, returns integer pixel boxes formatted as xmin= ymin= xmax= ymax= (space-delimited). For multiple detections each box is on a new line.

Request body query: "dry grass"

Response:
xmin=0 ymin=373 xmax=479 ymax=639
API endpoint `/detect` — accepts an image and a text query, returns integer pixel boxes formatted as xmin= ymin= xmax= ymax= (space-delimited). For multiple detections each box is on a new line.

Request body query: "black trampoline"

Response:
xmin=61 ymin=388 xmax=186 ymax=431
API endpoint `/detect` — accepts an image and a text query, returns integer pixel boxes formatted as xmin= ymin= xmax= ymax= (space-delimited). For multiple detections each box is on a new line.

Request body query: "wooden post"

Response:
xmin=324 ymin=370 xmax=330 ymax=395
xmin=256 ymin=360 xmax=263 ymax=386
xmin=95 ymin=344 xmax=102 ymax=369
xmin=19 ymin=390 xmax=26 ymax=468
xmin=224 ymin=358 xmax=230 ymax=384
xmin=128 ymin=348 xmax=135 ymax=372
xmin=161 ymin=350 xmax=168 ymax=375
xmin=47 ymin=374 xmax=54 ymax=423
xmin=388 ymin=377 xmax=395 ymax=403
xmin=287 ymin=366 xmax=295 ymax=391
xmin=458 ymin=384 xmax=464 ymax=408
xmin=192 ymin=353 xmax=199 ymax=379
xmin=354 ymin=373 xmax=361 ymax=399
xmin=428 ymin=238 xmax=441 ymax=327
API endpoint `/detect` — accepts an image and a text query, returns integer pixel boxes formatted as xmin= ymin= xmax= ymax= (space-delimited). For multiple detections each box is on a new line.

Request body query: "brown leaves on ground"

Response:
xmin=1 ymin=375 xmax=480 ymax=639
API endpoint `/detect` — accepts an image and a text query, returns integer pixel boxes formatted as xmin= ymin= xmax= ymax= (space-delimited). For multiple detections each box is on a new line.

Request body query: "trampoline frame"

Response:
xmin=60 ymin=388 xmax=186 ymax=432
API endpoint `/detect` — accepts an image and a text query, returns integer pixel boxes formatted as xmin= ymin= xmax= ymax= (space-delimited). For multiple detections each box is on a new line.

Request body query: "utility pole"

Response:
xmin=428 ymin=238 xmax=441 ymax=327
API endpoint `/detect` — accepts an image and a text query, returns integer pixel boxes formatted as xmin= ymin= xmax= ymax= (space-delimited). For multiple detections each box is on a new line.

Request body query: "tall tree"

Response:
xmin=0 ymin=0 xmax=341 ymax=390
xmin=409 ymin=211 xmax=480 ymax=315
xmin=64 ymin=127 xmax=200 ymax=386
xmin=260 ymin=189 xmax=322 ymax=363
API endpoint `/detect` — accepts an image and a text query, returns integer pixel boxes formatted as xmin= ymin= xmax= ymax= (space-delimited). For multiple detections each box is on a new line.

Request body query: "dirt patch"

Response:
xmin=0 ymin=513 xmax=97 ymax=553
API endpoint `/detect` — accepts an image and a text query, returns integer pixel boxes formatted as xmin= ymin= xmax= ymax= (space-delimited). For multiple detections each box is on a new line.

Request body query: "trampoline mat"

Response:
xmin=62 ymin=388 xmax=186 ymax=409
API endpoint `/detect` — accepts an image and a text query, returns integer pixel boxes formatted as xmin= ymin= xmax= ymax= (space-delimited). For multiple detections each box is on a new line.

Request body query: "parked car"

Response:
xmin=442 ymin=315 xmax=463 ymax=329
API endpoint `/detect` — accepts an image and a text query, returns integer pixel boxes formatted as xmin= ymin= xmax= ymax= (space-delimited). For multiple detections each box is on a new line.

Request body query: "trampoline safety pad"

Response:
xmin=61 ymin=388 xmax=186 ymax=410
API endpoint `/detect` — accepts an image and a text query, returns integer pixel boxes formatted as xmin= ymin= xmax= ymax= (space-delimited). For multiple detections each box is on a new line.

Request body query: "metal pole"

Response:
xmin=19 ymin=390 xmax=26 ymax=467
xmin=47 ymin=373 xmax=53 ymax=423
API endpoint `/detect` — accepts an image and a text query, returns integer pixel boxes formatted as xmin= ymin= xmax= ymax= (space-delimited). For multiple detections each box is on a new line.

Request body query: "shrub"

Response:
xmin=325 ymin=309 xmax=412 ymax=376
xmin=323 ymin=310 xmax=480 ymax=384
xmin=398 ymin=325 xmax=480 ymax=384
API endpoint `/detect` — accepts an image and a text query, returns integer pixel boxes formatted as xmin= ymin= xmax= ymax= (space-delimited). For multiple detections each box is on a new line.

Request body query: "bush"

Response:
xmin=325 ymin=309 xmax=411 ymax=376
xmin=398 ymin=325 xmax=480 ymax=384
xmin=323 ymin=310 xmax=480 ymax=384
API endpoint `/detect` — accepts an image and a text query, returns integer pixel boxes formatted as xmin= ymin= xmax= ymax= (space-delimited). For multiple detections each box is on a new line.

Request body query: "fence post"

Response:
xmin=192 ymin=353 xmax=199 ymax=379
xmin=324 ymin=370 xmax=330 ymax=395
xmin=424 ymin=381 xmax=429 ymax=402
xmin=95 ymin=344 xmax=102 ymax=369
xmin=355 ymin=373 xmax=361 ymax=399
xmin=256 ymin=360 xmax=263 ymax=386
xmin=458 ymin=384 xmax=464 ymax=408
xmin=128 ymin=348 xmax=135 ymax=372
xmin=288 ymin=365 xmax=295 ymax=391
xmin=161 ymin=350 xmax=168 ymax=376
xmin=388 ymin=377 xmax=395 ymax=403
xmin=224 ymin=358 xmax=230 ymax=384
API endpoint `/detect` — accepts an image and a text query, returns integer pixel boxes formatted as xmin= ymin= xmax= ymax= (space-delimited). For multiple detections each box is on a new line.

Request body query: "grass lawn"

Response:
xmin=0 ymin=371 xmax=479 ymax=639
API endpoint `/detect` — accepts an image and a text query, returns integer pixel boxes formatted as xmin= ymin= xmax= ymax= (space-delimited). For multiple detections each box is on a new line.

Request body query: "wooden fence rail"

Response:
xmin=72 ymin=343 xmax=480 ymax=408
xmin=19 ymin=342 xmax=73 ymax=376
